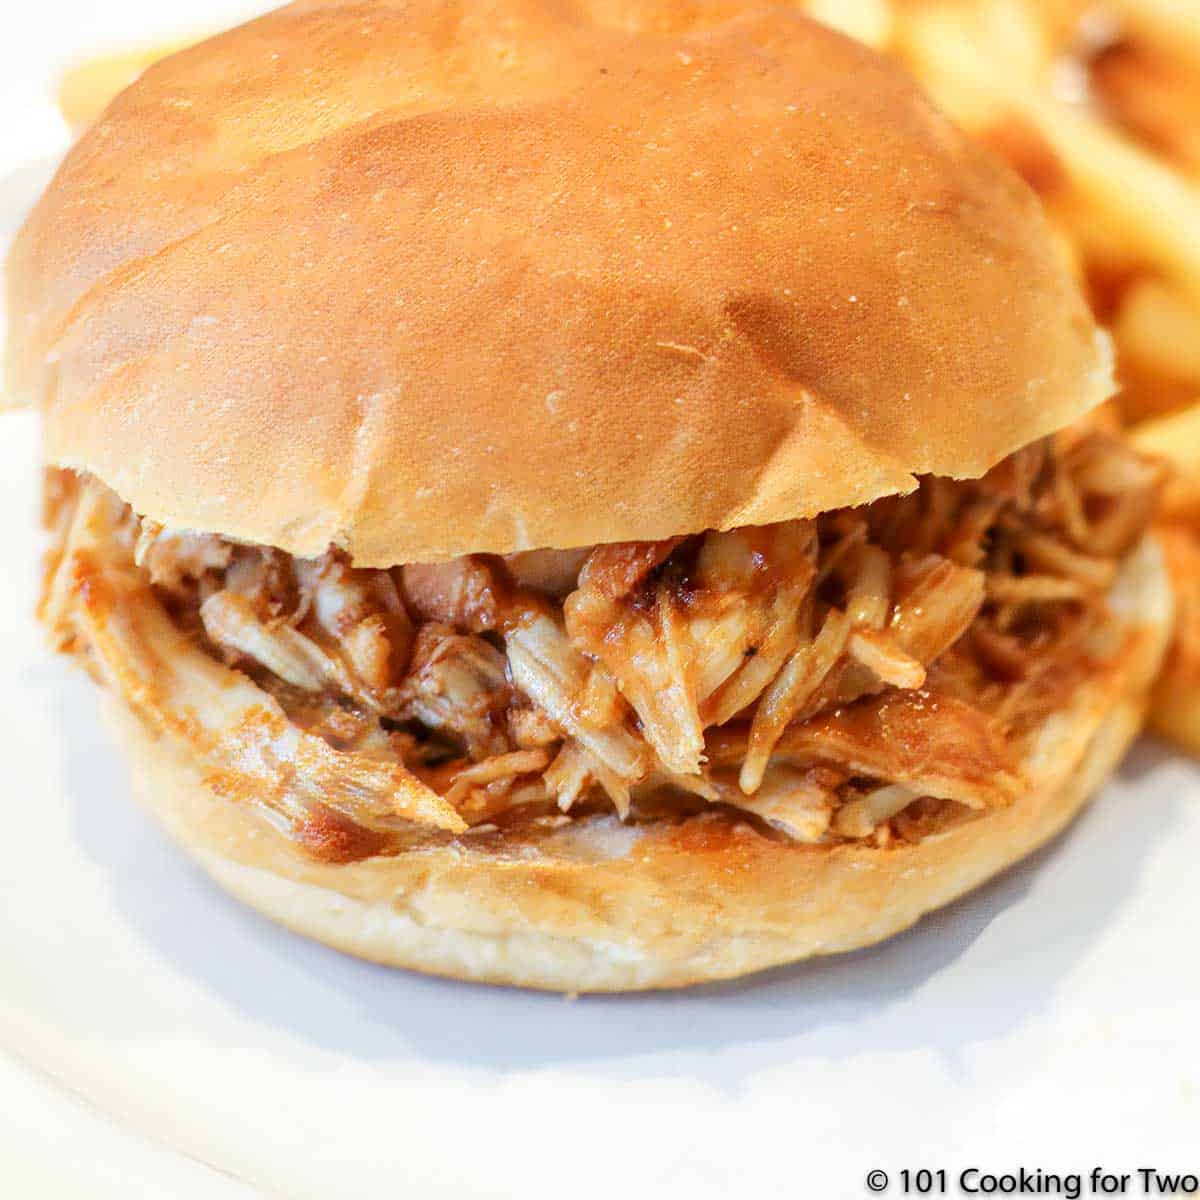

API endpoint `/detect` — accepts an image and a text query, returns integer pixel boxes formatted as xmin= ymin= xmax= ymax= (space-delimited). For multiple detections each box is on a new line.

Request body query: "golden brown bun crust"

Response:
xmin=102 ymin=537 xmax=1170 ymax=991
xmin=8 ymin=1 xmax=1108 ymax=565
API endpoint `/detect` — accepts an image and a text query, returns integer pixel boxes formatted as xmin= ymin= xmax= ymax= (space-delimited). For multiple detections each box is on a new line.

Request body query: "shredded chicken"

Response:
xmin=43 ymin=482 xmax=465 ymax=859
xmin=709 ymin=763 xmax=842 ymax=842
xmin=41 ymin=430 xmax=1164 ymax=862
xmin=833 ymin=783 xmax=920 ymax=840
xmin=565 ymin=523 xmax=818 ymax=780
xmin=201 ymin=590 xmax=340 ymax=692
xmin=398 ymin=623 xmax=511 ymax=760
xmin=135 ymin=520 xmax=233 ymax=595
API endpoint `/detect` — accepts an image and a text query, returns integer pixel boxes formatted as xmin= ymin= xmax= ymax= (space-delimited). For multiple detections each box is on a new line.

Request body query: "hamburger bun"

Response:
xmin=8 ymin=0 xmax=1109 ymax=565
xmin=11 ymin=2 xmax=1162 ymax=993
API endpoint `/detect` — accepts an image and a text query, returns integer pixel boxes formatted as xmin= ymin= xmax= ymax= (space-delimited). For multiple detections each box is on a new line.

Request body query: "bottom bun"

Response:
xmin=103 ymin=537 xmax=1171 ymax=992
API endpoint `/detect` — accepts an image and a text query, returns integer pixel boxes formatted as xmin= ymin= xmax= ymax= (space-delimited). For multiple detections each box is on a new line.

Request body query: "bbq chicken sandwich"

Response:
xmin=6 ymin=0 xmax=1173 ymax=990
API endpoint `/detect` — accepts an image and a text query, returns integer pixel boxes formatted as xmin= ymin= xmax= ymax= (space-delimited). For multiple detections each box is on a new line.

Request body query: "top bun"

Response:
xmin=6 ymin=0 xmax=1110 ymax=566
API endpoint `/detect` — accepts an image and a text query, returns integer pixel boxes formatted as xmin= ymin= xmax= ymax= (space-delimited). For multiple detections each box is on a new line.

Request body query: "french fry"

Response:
xmin=895 ymin=6 xmax=1200 ymax=303
xmin=1090 ymin=38 xmax=1200 ymax=177
xmin=890 ymin=4 xmax=1024 ymax=130
xmin=1107 ymin=0 xmax=1200 ymax=63
xmin=1115 ymin=282 xmax=1200 ymax=395
xmin=1149 ymin=526 xmax=1200 ymax=754
xmin=1131 ymin=402 xmax=1200 ymax=521
xmin=1026 ymin=98 xmax=1200 ymax=305
xmin=798 ymin=0 xmax=894 ymax=49
xmin=57 ymin=40 xmax=193 ymax=132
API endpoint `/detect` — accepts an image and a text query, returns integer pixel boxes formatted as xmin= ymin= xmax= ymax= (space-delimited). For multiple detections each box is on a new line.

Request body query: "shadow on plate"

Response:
xmin=52 ymin=671 xmax=1186 ymax=1085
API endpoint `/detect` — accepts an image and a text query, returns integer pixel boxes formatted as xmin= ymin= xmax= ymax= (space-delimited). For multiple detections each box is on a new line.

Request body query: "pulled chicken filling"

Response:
xmin=40 ymin=428 xmax=1162 ymax=862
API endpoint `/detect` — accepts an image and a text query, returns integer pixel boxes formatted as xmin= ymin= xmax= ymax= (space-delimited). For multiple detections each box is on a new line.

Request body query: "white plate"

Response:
xmin=2 ymin=6 xmax=1199 ymax=1195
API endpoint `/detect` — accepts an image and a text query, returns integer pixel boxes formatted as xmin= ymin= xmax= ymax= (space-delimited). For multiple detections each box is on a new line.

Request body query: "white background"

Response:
xmin=1 ymin=4 xmax=1198 ymax=1197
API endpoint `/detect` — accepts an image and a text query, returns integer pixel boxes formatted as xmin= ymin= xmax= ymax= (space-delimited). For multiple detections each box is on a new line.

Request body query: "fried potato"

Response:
xmin=57 ymin=40 xmax=195 ymax=132
xmin=1149 ymin=526 xmax=1200 ymax=752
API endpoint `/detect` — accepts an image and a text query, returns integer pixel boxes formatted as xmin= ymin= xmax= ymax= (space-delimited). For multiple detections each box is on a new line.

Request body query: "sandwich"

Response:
xmin=6 ymin=0 xmax=1172 ymax=990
